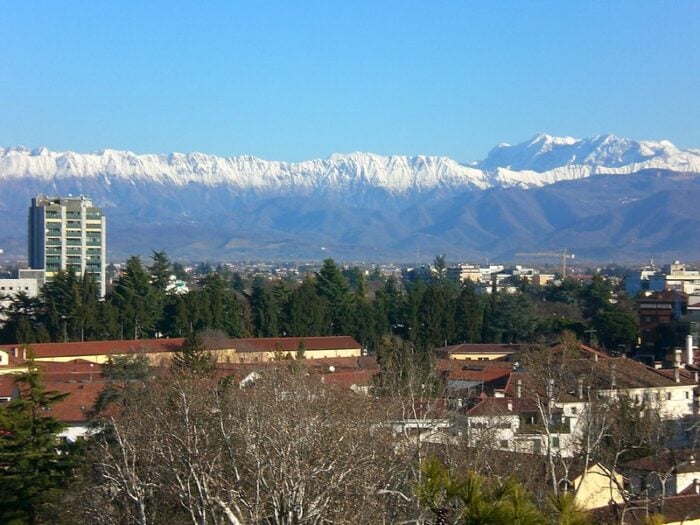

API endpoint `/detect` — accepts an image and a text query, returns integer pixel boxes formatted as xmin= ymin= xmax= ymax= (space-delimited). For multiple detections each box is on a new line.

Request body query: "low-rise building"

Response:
xmin=0 ymin=335 xmax=363 ymax=366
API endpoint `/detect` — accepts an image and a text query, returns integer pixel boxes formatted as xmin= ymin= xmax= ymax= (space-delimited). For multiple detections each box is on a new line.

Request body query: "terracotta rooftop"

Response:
xmin=0 ymin=375 xmax=15 ymax=398
xmin=435 ymin=343 xmax=520 ymax=357
xmin=0 ymin=339 xmax=185 ymax=359
xmin=445 ymin=364 xmax=512 ymax=381
xmin=590 ymin=494 xmax=700 ymax=524
xmin=622 ymin=449 xmax=700 ymax=474
xmin=465 ymin=397 xmax=540 ymax=417
xmin=0 ymin=336 xmax=361 ymax=359
xmin=233 ymin=336 xmax=361 ymax=353
xmin=321 ymin=369 xmax=377 ymax=390
xmin=571 ymin=357 xmax=697 ymax=389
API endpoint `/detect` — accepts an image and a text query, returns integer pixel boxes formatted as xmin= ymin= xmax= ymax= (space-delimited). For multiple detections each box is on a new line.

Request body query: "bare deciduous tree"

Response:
xmin=71 ymin=366 xmax=409 ymax=524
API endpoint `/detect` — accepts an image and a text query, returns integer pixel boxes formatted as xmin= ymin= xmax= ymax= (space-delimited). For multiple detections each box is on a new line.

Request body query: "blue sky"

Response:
xmin=1 ymin=1 xmax=698 ymax=162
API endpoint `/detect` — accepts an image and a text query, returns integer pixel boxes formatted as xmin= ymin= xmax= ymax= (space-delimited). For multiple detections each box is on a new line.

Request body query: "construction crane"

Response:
xmin=515 ymin=250 xmax=575 ymax=278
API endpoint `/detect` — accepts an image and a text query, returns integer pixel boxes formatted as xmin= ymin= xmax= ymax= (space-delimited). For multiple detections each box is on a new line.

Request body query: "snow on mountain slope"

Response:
xmin=1 ymin=133 xmax=699 ymax=194
xmin=0 ymin=146 xmax=489 ymax=193
xmin=479 ymin=133 xmax=700 ymax=187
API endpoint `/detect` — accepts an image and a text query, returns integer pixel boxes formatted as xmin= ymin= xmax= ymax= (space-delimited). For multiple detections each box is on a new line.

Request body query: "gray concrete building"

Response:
xmin=28 ymin=195 xmax=106 ymax=297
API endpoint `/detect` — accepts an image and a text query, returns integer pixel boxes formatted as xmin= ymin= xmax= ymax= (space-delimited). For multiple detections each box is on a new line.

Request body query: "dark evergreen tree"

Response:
xmin=75 ymin=272 xmax=99 ymax=341
xmin=315 ymin=259 xmax=355 ymax=335
xmin=172 ymin=261 xmax=189 ymax=282
xmin=403 ymin=279 xmax=425 ymax=344
xmin=431 ymin=254 xmax=447 ymax=282
xmin=148 ymin=250 xmax=172 ymax=293
xmin=416 ymin=281 xmax=455 ymax=350
xmin=342 ymin=266 xmax=368 ymax=299
xmin=161 ymin=294 xmax=189 ymax=337
xmin=110 ymin=256 xmax=160 ymax=339
xmin=172 ymin=331 xmax=214 ymax=375
xmin=484 ymin=292 xmax=537 ymax=343
xmin=0 ymin=361 xmax=76 ymax=524
xmin=0 ymin=292 xmax=44 ymax=344
xmin=93 ymin=353 xmax=152 ymax=415
xmin=454 ymin=280 xmax=484 ymax=343
xmin=250 ymin=278 xmax=279 ymax=337
xmin=41 ymin=269 xmax=80 ymax=342
xmin=374 ymin=276 xmax=405 ymax=337
xmin=285 ymin=277 xmax=330 ymax=336
xmin=593 ymin=309 xmax=638 ymax=352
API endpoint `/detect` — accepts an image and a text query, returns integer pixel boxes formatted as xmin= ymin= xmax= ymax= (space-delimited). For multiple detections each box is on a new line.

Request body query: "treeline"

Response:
xmin=0 ymin=253 xmax=638 ymax=353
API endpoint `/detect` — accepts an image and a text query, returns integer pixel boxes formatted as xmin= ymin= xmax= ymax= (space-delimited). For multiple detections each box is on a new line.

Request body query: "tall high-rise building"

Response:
xmin=28 ymin=195 xmax=107 ymax=297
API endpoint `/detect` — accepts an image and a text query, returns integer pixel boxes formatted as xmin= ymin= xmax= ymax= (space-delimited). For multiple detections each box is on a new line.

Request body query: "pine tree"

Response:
xmin=172 ymin=331 xmax=214 ymax=375
xmin=0 ymin=360 xmax=77 ymax=524
xmin=285 ymin=277 xmax=330 ymax=336
xmin=148 ymin=250 xmax=172 ymax=292
xmin=110 ymin=256 xmax=159 ymax=339
xmin=316 ymin=259 xmax=355 ymax=335
xmin=251 ymin=278 xmax=279 ymax=337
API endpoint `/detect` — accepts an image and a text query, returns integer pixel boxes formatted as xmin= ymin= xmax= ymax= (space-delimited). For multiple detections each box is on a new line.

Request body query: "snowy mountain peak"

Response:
xmin=477 ymin=133 xmax=700 ymax=184
xmin=0 ymin=135 xmax=698 ymax=196
xmin=529 ymin=132 xmax=578 ymax=147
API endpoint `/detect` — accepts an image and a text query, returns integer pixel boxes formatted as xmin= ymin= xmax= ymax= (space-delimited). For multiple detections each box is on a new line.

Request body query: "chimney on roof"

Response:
xmin=516 ymin=379 xmax=522 ymax=399
xmin=674 ymin=349 xmax=682 ymax=383
xmin=610 ymin=362 xmax=617 ymax=389
xmin=594 ymin=353 xmax=598 ymax=363
xmin=577 ymin=378 xmax=584 ymax=399
xmin=546 ymin=378 xmax=554 ymax=399
xmin=687 ymin=335 xmax=694 ymax=367
xmin=507 ymin=400 xmax=513 ymax=412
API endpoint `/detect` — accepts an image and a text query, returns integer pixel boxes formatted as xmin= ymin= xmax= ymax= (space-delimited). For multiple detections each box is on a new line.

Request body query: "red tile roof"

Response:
xmin=39 ymin=380 xmax=106 ymax=424
xmin=0 ymin=339 xmax=185 ymax=359
xmin=321 ymin=369 xmax=377 ymax=389
xmin=0 ymin=375 xmax=16 ymax=398
xmin=465 ymin=397 xmax=539 ymax=416
xmin=622 ymin=449 xmax=700 ymax=474
xmin=590 ymin=494 xmax=700 ymax=524
xmin=233 ymin=336 xmax=361 ymax=353
xmin=435 ymin=343 xmax=520 ymax=358
xmin=0 ymin=336 xmax=361 ymax=359
xmin=447 ymin=365 xmax=512 ymax=383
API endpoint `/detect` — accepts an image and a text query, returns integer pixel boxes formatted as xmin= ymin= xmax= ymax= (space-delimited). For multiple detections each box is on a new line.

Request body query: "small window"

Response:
xmin=551 ymin=436 xmax=560 ymax=449
xmin=570 ymin=407 xmax=577 ymax=415
xmin=686 ymin=392 xmax=690 ymax=399
xmin=666 ymin=392 xmax=672 ymax=401
xmin=499 ymin=440 xmax=509 ymax=449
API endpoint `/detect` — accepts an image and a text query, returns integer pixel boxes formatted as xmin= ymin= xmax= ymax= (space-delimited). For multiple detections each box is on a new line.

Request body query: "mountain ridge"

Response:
xmin=1 ymin=134 xmax=699 ymax=262
xmin=2 ymin=134 xmax=699 ymax=194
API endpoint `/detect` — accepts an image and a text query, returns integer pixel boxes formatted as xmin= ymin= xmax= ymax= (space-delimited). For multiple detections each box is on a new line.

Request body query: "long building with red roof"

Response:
xmin=0 ymin=335 xmax=362 ymax=367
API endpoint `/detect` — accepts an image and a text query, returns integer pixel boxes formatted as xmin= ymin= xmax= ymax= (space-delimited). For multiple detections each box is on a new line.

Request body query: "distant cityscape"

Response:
xmin=1 ymin=194 xmax=700 ymax=522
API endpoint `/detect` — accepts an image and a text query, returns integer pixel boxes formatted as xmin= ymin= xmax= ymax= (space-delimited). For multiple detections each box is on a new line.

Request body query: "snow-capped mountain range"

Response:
xmin=1 ymin=133 xmax=699 ymax=194
xmin=1 ymin=133 xmax=699 ymax=261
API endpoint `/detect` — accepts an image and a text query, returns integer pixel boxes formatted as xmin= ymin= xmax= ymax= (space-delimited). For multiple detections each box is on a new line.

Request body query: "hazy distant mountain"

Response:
xmin=0 ymin=134 xmax=698 ymax=262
